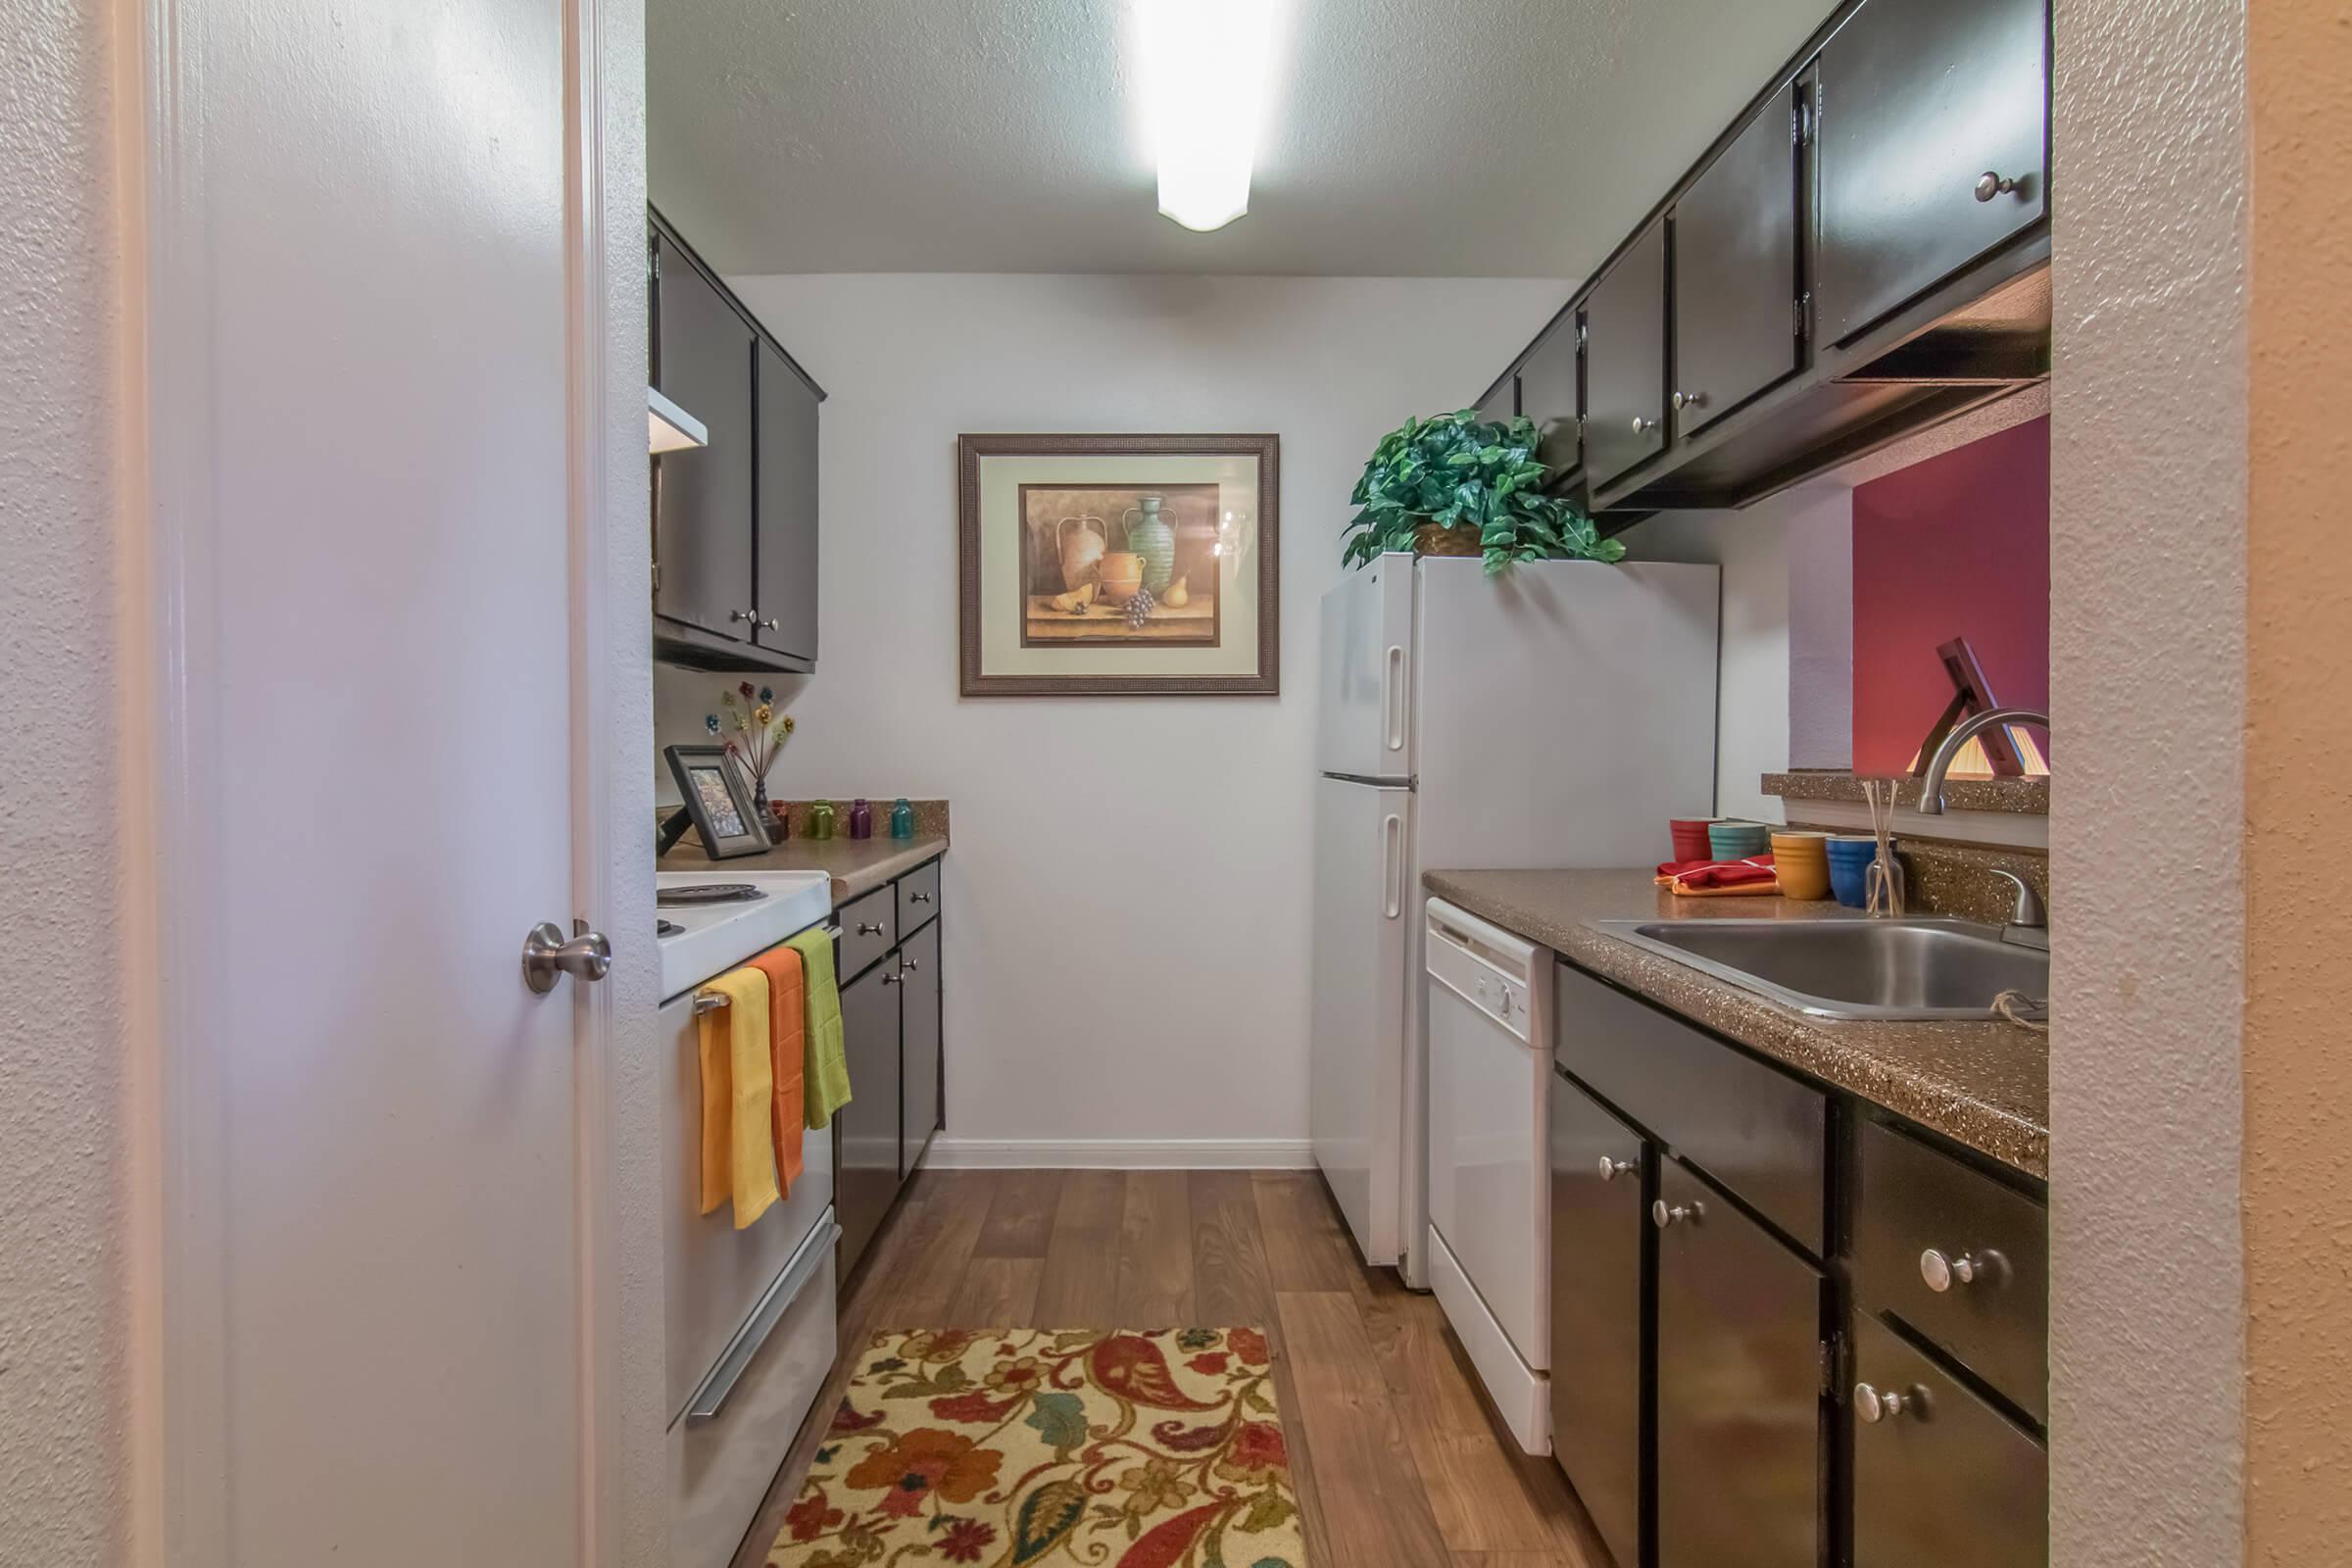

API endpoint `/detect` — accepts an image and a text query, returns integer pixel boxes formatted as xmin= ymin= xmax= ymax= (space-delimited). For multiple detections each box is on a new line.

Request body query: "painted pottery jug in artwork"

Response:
xmin=1120 ymin=495 xmax=1178 ymax=594
xmin=1056 ymin=514 xmax=1106 ymax=592
xmin=1096 ymin=551 xmax=1145 ymax=607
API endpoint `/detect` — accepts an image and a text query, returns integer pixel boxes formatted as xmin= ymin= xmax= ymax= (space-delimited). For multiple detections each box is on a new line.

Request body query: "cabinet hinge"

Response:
xmin=1577 ymin=321 xmax=1589 ymax=349
xmin=1793 ymin=292 xmax=1810 ymax=340
xmin=1820 ymin=1335 xmax=1842 ymax=1399
xmin=650 ymin=561 xmax=661 ymax=593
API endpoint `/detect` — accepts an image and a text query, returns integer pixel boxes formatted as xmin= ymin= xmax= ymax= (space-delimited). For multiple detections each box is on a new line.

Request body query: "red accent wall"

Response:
xmin=1851 ymin=416 xmax=2050 ymax=772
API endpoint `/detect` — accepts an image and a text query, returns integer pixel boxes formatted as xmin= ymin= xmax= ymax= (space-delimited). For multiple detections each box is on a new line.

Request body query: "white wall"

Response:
xmin=691 ymin=273 xmax=1565 ymax=1155
xmin=2049 ymin=1 xmax=2247 ymax=1561
xmin=1623 ymin=483 xmax=1852 ymax=824
xmin=0 ymin=3 xmax=132 ymax=1562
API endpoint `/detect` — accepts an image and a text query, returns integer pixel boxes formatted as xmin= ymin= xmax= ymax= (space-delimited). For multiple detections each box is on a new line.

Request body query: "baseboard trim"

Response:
xmin=922 ymin=1137 xmax=1317 ymax=1171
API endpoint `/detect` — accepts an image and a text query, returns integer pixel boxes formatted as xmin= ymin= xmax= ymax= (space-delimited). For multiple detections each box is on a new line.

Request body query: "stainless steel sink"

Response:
xmin=1594 ymin=917 xmax=2048 ymax=1021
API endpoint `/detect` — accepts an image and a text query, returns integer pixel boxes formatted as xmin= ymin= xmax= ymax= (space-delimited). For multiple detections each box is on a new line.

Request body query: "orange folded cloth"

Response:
xmin=1655 ymin=855 xmax=1780 ymax=896
xmin=745 ymin=945 xmax=807 ymax=1193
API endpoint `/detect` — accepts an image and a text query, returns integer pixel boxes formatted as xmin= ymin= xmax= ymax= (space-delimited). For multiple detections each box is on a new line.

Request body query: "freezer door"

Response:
xmin=1309 ymin=774 xmax=1411 ymax=1266
xmin=1414 ymin=559 xmax=1719 ymax=870
xmin=1317 ymin=554 xmax=1417 ymax=781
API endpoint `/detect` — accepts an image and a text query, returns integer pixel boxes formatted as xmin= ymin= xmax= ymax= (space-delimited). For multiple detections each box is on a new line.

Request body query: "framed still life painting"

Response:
xmin=956 ymin=433 xmax=1280 ymax=696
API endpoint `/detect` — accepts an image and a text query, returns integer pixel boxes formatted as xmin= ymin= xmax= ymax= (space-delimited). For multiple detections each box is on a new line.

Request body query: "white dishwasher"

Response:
xmin=1424 ymin=897 xmax=1552 ymax=1453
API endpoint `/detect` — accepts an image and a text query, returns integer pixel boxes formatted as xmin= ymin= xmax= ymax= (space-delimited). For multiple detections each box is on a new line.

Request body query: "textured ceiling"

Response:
xmin=650 ymin=0 xmax=1833 ymax=277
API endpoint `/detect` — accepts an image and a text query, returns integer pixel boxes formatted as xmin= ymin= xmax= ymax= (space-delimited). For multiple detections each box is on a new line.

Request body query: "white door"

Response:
xmin=1309 ymin=774 xmax=1411 ymax=1266
xmin=1316 ymin=555 xmax=1416 ymax=781
xmin=143 ymin=2 xmax=633 ymax=1561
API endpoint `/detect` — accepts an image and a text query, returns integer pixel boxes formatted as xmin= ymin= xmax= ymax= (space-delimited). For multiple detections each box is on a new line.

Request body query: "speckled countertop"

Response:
xmin=662 ymin=835 xmax=947 ymax=906
xmin=1422 ymin=868 xmax=2048 ymax=1180
xmin=1763 ymin=770 xmax=2048 ymax=815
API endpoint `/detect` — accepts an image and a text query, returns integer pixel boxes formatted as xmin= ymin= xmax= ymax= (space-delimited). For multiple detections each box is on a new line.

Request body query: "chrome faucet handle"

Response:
xmin=1988 ymin=869 xmax=2046 ymax=929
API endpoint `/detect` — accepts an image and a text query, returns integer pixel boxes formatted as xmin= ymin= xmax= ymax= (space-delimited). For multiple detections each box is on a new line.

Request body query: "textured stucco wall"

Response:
xmin=2048 ymin=2 xmax=2247 ymax=1564
xmin=0 ymin=3 xmax=131 ymax=1562
xmin=2244 ymin=0 xmax=2352 ymax=1557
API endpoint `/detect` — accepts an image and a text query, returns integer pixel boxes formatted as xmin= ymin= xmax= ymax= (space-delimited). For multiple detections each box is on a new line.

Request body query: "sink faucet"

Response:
xmin=1915 ymin=707 xmax=2050 ymax=815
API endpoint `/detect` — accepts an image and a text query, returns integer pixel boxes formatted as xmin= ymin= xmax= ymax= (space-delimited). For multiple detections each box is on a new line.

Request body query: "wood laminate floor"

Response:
xmin=734 ymin=1168 xmax=1611 ymax=1568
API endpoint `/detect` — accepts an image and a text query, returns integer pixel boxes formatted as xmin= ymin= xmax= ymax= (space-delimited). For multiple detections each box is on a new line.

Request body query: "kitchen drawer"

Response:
xmin=1855 ymin=1118 xmax=2047 ymax=1422
xmin=670 ymin=1221 xmax=839 ymax=1568
xmin=1555 ymin=960 xmax=1827 ymax=1254
xmin=837 ymin=884 xmax=896 ymax=980
xmin=895 ymin=858 xmax=940 ymax=936
xmin=1851 ymin=1312 xmax=2047 ymax=1568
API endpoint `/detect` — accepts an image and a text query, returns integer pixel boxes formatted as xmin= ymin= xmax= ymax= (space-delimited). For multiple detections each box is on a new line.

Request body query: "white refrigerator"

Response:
xmin=1311 ymin=553 xmax=1721 ymax=1285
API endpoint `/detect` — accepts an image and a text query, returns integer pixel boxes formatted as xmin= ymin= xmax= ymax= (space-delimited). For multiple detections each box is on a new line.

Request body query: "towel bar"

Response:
xmin=692 ymin=924 xmax=843 ymax=1012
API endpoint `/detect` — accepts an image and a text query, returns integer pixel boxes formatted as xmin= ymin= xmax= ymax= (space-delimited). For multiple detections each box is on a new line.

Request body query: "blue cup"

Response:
xmin=1828 ymin=855 xmax=1871 ymax=907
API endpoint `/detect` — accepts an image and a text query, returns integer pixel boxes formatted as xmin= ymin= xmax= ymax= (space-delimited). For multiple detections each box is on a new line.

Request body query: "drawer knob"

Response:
xmin=1920 ymin=1248 xmax=2002 ymax=1292
xmin=1596 ymin=1155 xmax=1633 ymax=1183
xmin=1651 ymin=1198 xmax=1703 ymax=1229
xmin=1854 ymin=1382 xmax=1925 ymax=1424
xmin=910 ymin=891 xmax=933 ymax=905
xmin=1975 ymin=170 xmax=2022 ymax=202
xmin=857 ymin=921 xmax=886 ymax=936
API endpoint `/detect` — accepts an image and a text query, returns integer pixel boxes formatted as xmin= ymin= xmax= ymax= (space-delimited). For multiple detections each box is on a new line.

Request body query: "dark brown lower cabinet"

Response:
xmin=833 ymin=962 xmax=902 ymax=1275
xmin=898 ymin=919 xmax=942 ymax=1178
xmin=1546 ymin=1068 xmax=1645 ymax=1568
xmin=1851 ymin=1314 xmax=2046 ymax=1568
xmin=1654 ymin=1157 xmax=1822 ymax=1568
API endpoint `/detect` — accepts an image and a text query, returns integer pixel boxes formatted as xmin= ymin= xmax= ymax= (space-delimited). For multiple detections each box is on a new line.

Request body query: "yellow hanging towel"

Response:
xmin=697 ymin=967 xmax=780 ymax=1230
xmin=784 ymin=925 xmax=851 ymax=1127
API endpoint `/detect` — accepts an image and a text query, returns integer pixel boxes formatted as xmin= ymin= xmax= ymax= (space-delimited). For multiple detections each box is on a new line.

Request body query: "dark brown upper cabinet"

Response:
xmin=1515 ymin=316 xmax=1582 ymax=480
xmin=1671 ymin=84 xmax=1802 ymax=436
xmin=1469 ymin=0 xmax=2050 ymax=519
xmin=650 ymin=208 xmax=826 ymax=674
xmin=1816 ymin=0 xmax=2047 ymax=344
xmin=653 ymin=230 xmax=755 ymax=645
xmin=754 ymin=341 xmax=820 ymax=664
xmin=1581 ymin=222 xmax=1668 ymax=489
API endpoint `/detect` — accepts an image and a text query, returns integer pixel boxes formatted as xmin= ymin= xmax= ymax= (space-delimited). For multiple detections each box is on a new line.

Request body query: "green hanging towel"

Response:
xmin=784 ymin=924 xmax=851 ymax=1127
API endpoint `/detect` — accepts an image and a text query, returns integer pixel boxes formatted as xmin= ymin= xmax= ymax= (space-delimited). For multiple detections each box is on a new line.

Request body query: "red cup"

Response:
xmin=1669 ymin=818 xmax=1715 ymax=862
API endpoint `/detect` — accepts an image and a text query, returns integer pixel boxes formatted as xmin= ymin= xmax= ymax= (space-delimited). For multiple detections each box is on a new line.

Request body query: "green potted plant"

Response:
xmin=1343 ymin=410 xmax=1624 ymax=575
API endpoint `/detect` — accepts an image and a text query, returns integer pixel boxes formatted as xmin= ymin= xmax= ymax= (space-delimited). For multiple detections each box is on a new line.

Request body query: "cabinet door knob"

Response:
xmin=880 ymin=971 xmax=904 ymax=987
xmin=758 ymin=615 xmax=781 ymax=631
xmin=1855 ymin=1382 xmax=1925 ymax=1424
xmin=729 ymin=608 xmax=757 ymax=624
xmin=901 ymin=956 xmax=919 ymax=972
xmin=1920 ymin=1248 xmax=2002 ymax=1292
xmin=1671 ymin=390 xmax=1706 ymax=412
xmin=1596 ymin=1155 xmax=1633 ymax=1182
xmin=1651 ymin=1198 xmax=1702 ymax=1228
xmin=1975 ymin=170 xmax=2021 ymax=202
xmin=1630 ymin=416 xmax=1657 ymax=435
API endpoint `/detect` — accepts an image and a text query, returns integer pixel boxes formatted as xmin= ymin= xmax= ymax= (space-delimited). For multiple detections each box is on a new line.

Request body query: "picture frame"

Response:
xmin=663 ymin=744 xmax=771 ymax=859
xmin=956 ymin=433 xmax=1280 ymax=697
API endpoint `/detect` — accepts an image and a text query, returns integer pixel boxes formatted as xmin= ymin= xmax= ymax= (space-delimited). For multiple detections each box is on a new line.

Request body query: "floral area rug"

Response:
xmin=768 ymin=1326 xmax=1307 ymax=1567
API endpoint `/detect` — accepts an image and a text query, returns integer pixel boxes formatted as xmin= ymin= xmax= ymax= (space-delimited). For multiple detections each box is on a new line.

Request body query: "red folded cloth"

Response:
xmin=1654 ymin=855 xmax=1779 ymax=894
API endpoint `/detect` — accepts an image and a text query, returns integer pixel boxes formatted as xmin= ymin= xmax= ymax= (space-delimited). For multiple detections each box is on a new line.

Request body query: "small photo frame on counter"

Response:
xmin=663 ymin=744 xmax=770 ymax=859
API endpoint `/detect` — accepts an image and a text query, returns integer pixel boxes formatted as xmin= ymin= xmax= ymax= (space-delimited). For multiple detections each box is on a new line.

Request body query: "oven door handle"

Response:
xmin=684 ymin=1216 xmax=841 ymax=1425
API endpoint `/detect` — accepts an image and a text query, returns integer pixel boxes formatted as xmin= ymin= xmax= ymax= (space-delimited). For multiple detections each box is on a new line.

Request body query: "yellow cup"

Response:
xmin=1770 ymin=832 xmax=1832 ymax=900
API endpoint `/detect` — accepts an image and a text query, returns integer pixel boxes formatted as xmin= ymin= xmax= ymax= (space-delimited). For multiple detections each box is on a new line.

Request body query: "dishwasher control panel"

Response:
xmin=1426 ymin=901 xmax=1541 ymax=1045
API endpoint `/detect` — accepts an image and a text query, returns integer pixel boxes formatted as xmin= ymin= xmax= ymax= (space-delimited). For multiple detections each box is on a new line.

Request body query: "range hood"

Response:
xmin=648 ymin=386 xmax=708 ymax=453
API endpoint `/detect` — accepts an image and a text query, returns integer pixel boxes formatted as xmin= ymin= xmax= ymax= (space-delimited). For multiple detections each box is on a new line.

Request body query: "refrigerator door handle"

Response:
xmin=1382 ymin=812 xmax=1404 ymax=919
xmin=1383 ymin=645 xmax=1406 ymax=755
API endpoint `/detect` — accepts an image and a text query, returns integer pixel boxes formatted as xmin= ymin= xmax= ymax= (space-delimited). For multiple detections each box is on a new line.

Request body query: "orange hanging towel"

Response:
xmin=745 ymin=944 xmax=807 ymax=1193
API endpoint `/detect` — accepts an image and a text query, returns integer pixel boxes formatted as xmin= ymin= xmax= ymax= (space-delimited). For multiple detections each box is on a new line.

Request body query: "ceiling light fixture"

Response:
xmin=1138 ymin=0 xmax=1277 ymax=232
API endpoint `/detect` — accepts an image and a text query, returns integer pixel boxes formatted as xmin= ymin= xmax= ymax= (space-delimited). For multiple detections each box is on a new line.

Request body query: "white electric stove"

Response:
xmin=655 ymin=868 xmax=832 ymax=1001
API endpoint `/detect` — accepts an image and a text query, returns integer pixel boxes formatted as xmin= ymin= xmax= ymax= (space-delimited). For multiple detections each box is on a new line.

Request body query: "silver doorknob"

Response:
xmin=1921 ymin=1248 xmax=2001 ymax=1292
xmin=521 ymin=921 xmax=612 ymax=994
xmin=1596 ymin=1156 xmax=1633 ymax=1182
xmin=1975 ymin=171 xmax=2021 ymax=202
xmin=1651 ymin=1198 xmax=1703 ymax=1228
xmin=1672 ymin=390 xmax=1706 ymax=412
xmin=1631 ymin=416 xmax=1657 ymax=435
xmin=1855 ymin=1382 xmax=1923 ymax=1424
